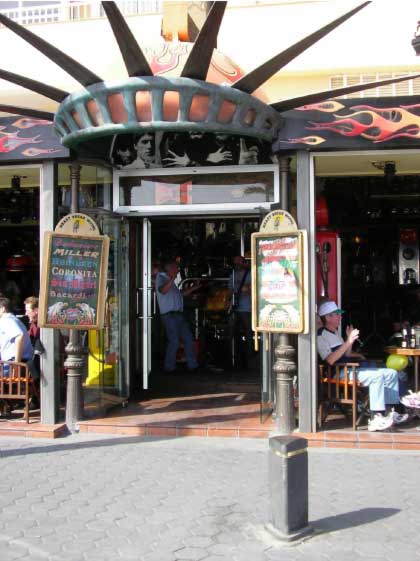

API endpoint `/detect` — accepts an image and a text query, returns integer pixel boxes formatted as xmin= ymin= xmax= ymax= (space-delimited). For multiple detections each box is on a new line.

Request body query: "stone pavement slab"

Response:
xmin=0 ymin=434 xmax=419 ymax=561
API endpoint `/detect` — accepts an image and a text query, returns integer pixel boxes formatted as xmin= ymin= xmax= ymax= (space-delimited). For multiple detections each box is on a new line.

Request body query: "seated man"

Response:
xmin=0 ymin=297 xmax=34 ymax=415
xmin=0 ymin=297 xmax=34 ymax=368
xmin=317 ymin=300 xmax=408 ymax=432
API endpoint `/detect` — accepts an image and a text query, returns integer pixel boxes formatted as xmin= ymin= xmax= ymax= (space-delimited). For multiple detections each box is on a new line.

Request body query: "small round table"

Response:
xmin=384 ymin=347 xmax=420 ymax=393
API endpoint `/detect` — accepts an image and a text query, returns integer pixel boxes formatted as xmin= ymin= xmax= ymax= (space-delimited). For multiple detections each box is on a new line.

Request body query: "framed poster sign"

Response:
xmin=252 ymin=231 xmax=306 ymax=333
xmin=39 ymin=232 xmax=110 ymax=329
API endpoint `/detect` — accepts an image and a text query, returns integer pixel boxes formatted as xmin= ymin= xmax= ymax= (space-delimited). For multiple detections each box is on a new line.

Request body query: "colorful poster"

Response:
xmin=154 ymin=181 xmax=192 ymax=204
xmin=252 ymin=233 xmax=305 ymax=333
xmin=39 ymin=233 xmax=109 ymax=329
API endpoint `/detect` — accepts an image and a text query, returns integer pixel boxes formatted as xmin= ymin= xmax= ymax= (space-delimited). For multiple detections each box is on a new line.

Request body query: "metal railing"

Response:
xmin=0 ymin=1 xmax=163 ymax=25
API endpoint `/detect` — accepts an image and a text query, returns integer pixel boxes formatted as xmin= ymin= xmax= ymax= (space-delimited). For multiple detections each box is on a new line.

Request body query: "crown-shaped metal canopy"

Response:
xmin=0 ymin=0 xmax=417 ymax=155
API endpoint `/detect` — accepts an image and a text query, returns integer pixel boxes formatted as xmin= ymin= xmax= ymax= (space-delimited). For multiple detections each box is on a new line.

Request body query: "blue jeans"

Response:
xmin=342 ymin=366 xmax=406 ymax=411
xmin=161 ymin=313 xmax=198 ymax=372
xmin=358 ymin=361 xmax=408 ymax=399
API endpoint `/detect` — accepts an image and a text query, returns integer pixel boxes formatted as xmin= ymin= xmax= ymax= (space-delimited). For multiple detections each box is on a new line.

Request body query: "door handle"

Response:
xmin=152 ymin=288 xmax=157 ymax=315
xmin=138 ymin=288 xmax=156 ymax=319
xmin=146 ymin=286 xmax=154 ymax=319
xmin=136 ymin=287 xmax=142 ymax=318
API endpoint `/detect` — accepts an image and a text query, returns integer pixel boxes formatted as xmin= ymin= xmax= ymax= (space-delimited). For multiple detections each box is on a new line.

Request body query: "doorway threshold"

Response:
xmin=79 ymin=390 xmax=275 ymax=438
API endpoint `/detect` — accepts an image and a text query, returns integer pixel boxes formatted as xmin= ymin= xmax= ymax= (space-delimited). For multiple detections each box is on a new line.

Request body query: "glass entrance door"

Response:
xmin=84 ymin=216 xmax=130 ymax=410
xmin=127 ymin=214 xmax=273 ymax=423
xmin=131 ymin=218 xmax=153 ymax=391
xmin=141 ymin=218 xmax=152 ymax=389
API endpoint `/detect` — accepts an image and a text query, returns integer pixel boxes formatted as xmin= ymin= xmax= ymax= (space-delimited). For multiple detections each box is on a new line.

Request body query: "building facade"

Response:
xmin=0 ymin=1 xmax=419 ymax=432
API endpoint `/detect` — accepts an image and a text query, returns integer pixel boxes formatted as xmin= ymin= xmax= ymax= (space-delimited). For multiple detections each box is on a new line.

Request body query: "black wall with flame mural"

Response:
xmin=274 ymin=96 xmax=420 ymax=151
xmin=0 ymin=116 xmax=68 ymax=162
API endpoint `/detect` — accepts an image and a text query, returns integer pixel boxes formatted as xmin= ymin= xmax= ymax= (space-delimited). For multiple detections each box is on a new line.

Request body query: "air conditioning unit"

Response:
xmin=398 ymin=228 xmax=419 ymax=285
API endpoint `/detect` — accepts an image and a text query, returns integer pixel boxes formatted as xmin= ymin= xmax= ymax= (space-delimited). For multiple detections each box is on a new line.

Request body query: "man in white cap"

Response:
xmin=317 ymin=300 xmax=408 ymax=432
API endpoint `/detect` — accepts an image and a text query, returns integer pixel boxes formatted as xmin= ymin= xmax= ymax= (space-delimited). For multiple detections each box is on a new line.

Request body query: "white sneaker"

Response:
xmin=400 ymin=395 xmax=420 ymax=408
xmin=368 ymin=413 xmax=394 ymax=432
xmin=386 ymin=408 xmax=409 ymax=425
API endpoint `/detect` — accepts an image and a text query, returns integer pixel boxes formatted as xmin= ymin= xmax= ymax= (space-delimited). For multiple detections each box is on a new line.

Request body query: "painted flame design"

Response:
xmin=306 ymin=105 xmax=420 ymax=143
xmin=12 ymin=117 xmax=51 ymax=129
xmin=22 ymin=147 xmax=61 ymax=156
xmin=0 ymin=131 xmax=42 ymax=152
xmin=286 ymin=135 xmax=326 ymax=145
xmin=295 ymin=101 xmax=345 ymax=113
xmin=146 ymin=43 xmax=190 ymax=76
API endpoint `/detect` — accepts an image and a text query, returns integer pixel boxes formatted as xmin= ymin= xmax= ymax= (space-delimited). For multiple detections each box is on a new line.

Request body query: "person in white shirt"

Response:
xmin=0 ymin=297 xmax=33 ymax=365
xmin=317 ymin=300 xmax=408 ymax=432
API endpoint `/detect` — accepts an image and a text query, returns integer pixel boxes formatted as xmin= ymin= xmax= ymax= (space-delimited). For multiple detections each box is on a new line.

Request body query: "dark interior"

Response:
xmin=0 ymin=180 xmax=39 ymax=315
xmin=319 ymin=173 xmax=420 ymax=358
xmin=148 ymin=217 xmax=260 ymax=376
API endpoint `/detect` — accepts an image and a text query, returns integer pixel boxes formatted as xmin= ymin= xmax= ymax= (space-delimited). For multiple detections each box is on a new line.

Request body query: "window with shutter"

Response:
xmin=328 ymin=72 xmax=416 ymax=98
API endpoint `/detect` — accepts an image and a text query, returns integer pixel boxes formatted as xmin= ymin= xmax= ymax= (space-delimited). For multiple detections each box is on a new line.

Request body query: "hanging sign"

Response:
xmin=39 ymin=230 xmax=109 ymax=330
xmin=259 ymin=209 xmax=297 ymax=234
xmin=55 ymin=213 xmax=100 ymax=235
xmin=251 ymin=229 xmax=308 ymax=334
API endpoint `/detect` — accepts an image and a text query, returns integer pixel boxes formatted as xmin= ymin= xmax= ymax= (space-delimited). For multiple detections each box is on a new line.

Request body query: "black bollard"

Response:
xmin=267 ymin=435 xmax=313 ymax=542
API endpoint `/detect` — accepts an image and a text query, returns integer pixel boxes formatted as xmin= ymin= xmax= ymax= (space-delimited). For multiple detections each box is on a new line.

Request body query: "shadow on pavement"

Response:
xmin=0 ymin=435 xmax=172 ymax=458
xmin=311 ymin=507 xmax=400 ymax=534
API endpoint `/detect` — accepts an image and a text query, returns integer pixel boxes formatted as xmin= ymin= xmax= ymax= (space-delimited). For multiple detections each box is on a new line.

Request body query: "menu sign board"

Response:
xmin=252 ymin=232 xmax=306 ymax=333
xmin=39 ymin=232 xmax=110 ymax=329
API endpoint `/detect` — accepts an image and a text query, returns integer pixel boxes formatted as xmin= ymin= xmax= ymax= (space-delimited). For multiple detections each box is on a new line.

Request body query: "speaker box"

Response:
xmin=398 ymin=228 xmax=419 ymax=285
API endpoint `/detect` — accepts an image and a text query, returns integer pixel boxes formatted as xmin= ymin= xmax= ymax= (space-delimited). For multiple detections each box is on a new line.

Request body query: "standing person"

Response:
xmin=317 ymin=300 xmax=408 ymax=432
xmin=24 ymin=296 xmax=42 ymax=408
xmin=24 ymin=296 xmax=40 ymax=348
xmin=226 ymin=256 xmax=253 ymax=370
xmin=156 ymin=261 xmax=200 ymax=373
xmin=24 ymin=295 xmax=44 ymax=372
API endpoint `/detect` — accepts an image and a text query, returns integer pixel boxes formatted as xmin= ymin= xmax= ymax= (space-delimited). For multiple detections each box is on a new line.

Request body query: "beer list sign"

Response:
xmin=251 ymin=232 xmax=305 ymax=333
xmin=39 ymin=233 xmax=109 ymax=329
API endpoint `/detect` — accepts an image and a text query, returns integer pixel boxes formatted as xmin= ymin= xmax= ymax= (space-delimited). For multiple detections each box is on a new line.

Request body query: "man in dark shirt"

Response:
xmin=24 ymin=296 xmax=42 ymax=403
xmin=24 ymin=296 xmax=40 ymax=346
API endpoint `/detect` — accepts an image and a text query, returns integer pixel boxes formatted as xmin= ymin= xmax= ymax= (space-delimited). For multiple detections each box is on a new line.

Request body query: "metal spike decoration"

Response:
xmin=0 ymin=12 xmax=102 ymax=87
xmin=0 ymin=68 xmax=68 ymax=102
xmin=102 ymin=1 xmax=153 ymax=77
xmin=271 ymin=73 xmax=420 ymax=113
xmin=0 ymin=104 xmax=54 ymax=121
xmin=232 ymin=1 xmax=370 ymax=94
xmin=181 ymin=1 xmax=227 ymax=80
xmin=0 ymin=0 xmax=416 ymax=149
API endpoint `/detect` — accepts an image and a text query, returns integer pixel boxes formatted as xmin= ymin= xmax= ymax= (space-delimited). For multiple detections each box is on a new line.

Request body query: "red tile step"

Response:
xmin=0 ymin=419 xmax=67 ymax=439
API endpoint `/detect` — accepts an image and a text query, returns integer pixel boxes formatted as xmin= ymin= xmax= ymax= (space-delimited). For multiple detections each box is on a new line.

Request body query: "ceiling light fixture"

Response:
xmin=11 ymin=175 xmax=21 ymax=191
xmin=371 ymin=161 xmax=396 ymax=175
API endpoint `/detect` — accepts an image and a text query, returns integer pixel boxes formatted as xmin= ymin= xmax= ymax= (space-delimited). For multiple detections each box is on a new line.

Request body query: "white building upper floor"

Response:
xmin=0 ymin=0 xmax=418 ymax=112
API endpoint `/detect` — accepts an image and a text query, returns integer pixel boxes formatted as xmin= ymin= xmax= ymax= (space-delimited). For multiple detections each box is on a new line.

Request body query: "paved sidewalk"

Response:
xmin=0 ymin=434 xmax=419 ymax=561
